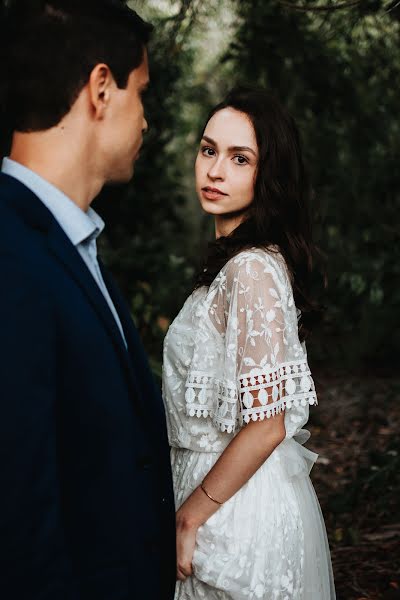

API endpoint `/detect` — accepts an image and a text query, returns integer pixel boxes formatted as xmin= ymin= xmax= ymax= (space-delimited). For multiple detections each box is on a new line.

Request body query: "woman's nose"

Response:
xmin=207 ymin=158 xmax=225 ymax=181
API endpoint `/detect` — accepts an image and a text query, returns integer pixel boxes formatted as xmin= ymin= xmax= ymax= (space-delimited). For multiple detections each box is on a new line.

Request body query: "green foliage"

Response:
xmin=1 ymin=0 xmax=398 ymax=370
xmin=220 ymin=0 xmax=400 ymax=367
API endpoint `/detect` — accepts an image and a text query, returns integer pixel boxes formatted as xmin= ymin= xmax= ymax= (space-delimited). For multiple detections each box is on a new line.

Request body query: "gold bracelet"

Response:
xmin=200 ymin=481 xmax=223 ymax=505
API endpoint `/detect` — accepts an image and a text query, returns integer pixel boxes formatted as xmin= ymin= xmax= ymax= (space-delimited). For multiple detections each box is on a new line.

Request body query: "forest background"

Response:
xmin=0 ymin=1 xmax=399 ymax=598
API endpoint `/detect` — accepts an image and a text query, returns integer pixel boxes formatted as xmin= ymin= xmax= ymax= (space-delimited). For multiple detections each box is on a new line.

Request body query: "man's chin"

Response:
xmin=106 ymin=165 xmax=135 ymax=186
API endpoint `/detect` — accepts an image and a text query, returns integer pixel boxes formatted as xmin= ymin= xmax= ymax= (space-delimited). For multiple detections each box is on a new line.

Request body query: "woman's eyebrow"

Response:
xmin=201 ymin=135 xmax=257 ymax=157
xmin=201 ymin=135 xmax=217 ymax=146
xmin=230 ymin=145 xmax=257 ymax=157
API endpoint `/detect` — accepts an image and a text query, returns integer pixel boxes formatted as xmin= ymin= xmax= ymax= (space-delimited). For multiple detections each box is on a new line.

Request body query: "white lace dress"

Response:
xmin=162 ymin=248 xmax=336 ymax=600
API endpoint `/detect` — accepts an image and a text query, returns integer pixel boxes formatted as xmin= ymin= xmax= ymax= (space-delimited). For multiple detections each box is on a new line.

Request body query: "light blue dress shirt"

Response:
xmin=1 ymin=157 xmax=126 ymax=346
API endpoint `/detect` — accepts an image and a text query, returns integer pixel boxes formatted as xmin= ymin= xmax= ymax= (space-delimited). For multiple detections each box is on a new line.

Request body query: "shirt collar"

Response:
xmin=1 ymin=157 xmax=105 ymax=246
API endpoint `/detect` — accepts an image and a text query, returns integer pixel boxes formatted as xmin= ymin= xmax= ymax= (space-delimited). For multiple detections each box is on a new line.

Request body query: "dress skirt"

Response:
xmin=172 ymin=437 xmax=336 ymax=600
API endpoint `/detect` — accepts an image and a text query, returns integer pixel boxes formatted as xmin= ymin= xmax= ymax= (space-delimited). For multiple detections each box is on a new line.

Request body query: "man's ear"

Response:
xmin=88 ymin=63 xmax=115 ymax=119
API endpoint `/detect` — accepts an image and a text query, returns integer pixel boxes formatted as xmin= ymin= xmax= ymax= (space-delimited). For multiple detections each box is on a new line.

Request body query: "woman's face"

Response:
xmin=195 ymin=107 xmax=258 ymax=217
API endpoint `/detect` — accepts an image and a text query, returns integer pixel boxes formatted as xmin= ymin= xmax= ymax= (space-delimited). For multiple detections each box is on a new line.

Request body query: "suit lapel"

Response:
xmin=46 ymin=222 xmax=136 ymax=378
xmin=98 ymin=261 xmax=138 ymax=358
xmin=0 ymin=174 xmax=143 ymax=412
xmin=99 ymin=261 xmax=167 ymax=425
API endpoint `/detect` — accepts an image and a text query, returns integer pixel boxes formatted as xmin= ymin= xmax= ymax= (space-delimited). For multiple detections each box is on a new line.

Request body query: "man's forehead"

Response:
xmin=129 ymin=50 xmax=149 ymax=87
xmin=138 ymin=48 xmax=150 ymax=84
xmin=139 ymin=73 xmax=150 ymax=89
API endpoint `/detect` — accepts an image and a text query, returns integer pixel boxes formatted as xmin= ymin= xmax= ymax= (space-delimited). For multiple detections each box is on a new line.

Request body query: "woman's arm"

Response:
xmin=176 ymin=410 xmax=286 ymax=580
xmin=176 ymin=253 xmax=294 ymax=581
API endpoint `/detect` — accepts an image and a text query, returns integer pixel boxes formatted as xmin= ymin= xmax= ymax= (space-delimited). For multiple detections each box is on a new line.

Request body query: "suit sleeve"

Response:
xmin=0 ymin=259 xmax=80 ymax=599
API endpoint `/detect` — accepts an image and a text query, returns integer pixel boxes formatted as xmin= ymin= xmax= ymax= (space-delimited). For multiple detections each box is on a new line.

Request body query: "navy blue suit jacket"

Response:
xmin=0 ymin=173 xmax=176 ymax=599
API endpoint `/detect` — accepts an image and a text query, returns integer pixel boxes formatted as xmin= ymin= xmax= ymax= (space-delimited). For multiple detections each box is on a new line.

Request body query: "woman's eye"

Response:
xmin=201 ymin=146 xmax=215 ymax=157
xmin=233 ymin=155 xmax=248 ymax=165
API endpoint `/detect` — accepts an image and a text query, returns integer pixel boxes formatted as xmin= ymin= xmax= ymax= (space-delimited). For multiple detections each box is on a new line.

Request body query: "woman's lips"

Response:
xmin=201 ymin=187 xmax=228 ymax=200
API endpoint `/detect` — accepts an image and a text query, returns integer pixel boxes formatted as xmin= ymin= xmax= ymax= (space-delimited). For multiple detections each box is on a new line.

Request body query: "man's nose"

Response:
xmin=142 ymin=117 xmax=148 ymax=133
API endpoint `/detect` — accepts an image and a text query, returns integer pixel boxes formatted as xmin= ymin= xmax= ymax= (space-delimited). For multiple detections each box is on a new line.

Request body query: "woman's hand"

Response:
xmin=176 ymin=509 xmax=198 ymax=581
xmin=175 ymin=483 xmax=223 ymax=581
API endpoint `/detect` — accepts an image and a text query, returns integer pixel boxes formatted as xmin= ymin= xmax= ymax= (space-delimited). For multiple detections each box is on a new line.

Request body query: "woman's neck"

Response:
xmin=214 ymin=213 xmax=246 ymax=239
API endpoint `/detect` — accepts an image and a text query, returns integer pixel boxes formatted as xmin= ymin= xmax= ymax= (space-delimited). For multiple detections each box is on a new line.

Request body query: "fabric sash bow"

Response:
xmin=278 ymin=429 xmax=319 ymax=479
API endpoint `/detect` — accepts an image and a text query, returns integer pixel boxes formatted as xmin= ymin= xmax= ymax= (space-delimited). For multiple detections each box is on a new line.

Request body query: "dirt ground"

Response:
xmin=309 ymin=371 xmax=400 ymax=600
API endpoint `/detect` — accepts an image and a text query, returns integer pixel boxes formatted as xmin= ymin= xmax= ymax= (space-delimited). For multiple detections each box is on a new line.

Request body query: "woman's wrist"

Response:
xmin=176 ymin=507 xmax=201 ymax=532
xmin=177 ymin=483 xmax=222 ymax=531
xmin=200 ymin=480 xmax=224 ymax=505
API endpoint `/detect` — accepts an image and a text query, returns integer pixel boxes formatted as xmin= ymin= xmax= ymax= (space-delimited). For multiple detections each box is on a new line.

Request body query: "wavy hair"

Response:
xmin=195 ymin=87 xmax=325 ymax=340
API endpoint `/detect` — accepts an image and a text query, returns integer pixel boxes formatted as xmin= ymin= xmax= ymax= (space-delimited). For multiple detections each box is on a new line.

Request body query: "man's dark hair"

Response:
xmin=1 ymin=0 xmax=152 ymax=132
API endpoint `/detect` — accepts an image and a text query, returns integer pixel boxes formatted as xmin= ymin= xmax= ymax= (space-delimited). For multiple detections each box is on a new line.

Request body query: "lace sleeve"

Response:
xmin=215 ymin=250 xmax=317 ymax=430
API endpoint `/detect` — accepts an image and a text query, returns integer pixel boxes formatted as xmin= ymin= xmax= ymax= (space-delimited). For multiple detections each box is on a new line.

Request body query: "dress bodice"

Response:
xmin=162 ymin=248 xmax=317 ymax=453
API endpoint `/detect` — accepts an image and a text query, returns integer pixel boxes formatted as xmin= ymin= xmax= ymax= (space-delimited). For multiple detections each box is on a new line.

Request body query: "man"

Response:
xmin=0 ymin=1 xmax=176 ymax=598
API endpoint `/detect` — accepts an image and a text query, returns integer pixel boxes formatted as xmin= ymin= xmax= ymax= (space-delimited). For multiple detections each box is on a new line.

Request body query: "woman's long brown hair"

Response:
xmin=195 ymin=87 xmax=325 ymax=341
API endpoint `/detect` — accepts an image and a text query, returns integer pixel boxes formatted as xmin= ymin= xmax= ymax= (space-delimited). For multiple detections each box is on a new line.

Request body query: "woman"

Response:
xmin=162 ymin=87 xmax=336 ymax=600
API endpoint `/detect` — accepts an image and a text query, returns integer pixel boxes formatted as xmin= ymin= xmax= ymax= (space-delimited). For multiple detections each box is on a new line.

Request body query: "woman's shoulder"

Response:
xmin=222 ymin=245 xmax=290 ymax=284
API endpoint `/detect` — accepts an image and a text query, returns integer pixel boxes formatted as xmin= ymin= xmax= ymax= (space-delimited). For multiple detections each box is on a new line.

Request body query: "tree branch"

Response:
xmin=278 ymin=0 xmax=362 ymax=11
xmin=385 ymin=0 xmax=400 ymax=12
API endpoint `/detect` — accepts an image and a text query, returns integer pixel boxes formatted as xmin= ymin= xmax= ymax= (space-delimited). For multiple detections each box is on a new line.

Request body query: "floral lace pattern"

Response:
xmin=163 ymin=247 xmax=318 ymax=447
xmin=239 ymin=359 xmax=317 ymax=424
xmin=162 ymin=248 xmax=336 ymax=599
xmin=185 ymin=372 xmax=238 ymax=432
